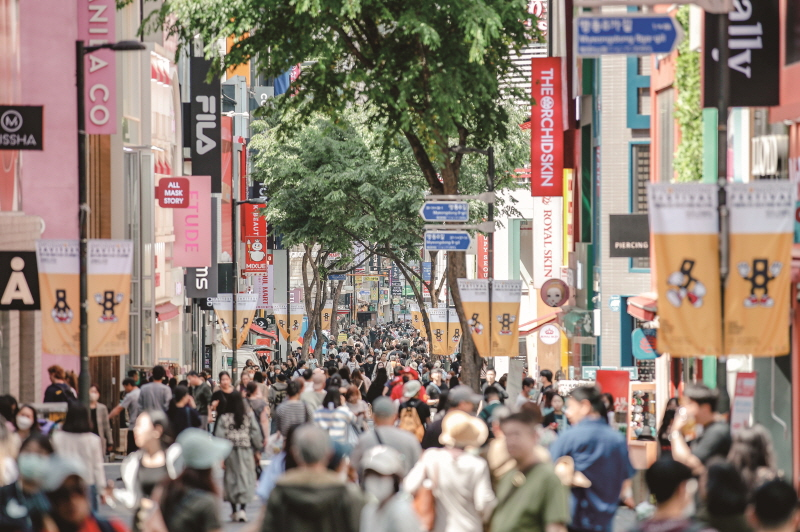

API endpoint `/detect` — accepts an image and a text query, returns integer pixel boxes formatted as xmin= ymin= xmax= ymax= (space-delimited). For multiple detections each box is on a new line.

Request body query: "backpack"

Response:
xmin=399 ymin=405 xmax=425 ymax=442
xmin=272 ymin=386 xmax=287 ymax=407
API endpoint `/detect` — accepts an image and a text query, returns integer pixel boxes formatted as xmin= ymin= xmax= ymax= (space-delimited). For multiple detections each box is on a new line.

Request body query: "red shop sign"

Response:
xmin=530 ymin=57 xmax=564 ymax=197
xmin=156 ymin=177 xmax=190 ymax=208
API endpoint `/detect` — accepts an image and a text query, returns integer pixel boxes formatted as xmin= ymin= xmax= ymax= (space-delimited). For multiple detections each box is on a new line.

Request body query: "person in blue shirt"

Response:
xmin=550 ymin=386 xmax=635 ymax=532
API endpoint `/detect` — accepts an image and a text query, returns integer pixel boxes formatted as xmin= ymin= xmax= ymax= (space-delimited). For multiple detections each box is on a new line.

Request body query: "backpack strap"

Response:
xmin=93 ymin=515 xmax=116 ymax=532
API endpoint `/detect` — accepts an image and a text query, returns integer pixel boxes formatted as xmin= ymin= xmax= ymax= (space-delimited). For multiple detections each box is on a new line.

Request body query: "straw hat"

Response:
xmin=439 ymin=410 xmax=489 ymax=448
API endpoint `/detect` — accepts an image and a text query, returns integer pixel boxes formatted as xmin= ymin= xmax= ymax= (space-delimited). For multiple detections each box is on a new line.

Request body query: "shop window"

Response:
xmin=627 ymin=57 xmax=651 ymax=129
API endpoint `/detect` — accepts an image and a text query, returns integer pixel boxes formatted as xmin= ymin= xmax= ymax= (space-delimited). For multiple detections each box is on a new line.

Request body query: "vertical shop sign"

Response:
xmin=725 ymin=182 xmax=794 ymax=356
xmin=563 ymin=169 xmax=575 ymax=263
xmin=648 ymin=183 xmax=723 ymax=356
xmin=190 ymin=45 xmax=222 ymax=192
xmin=533 ymin=197 xmax=563 ymax=288
xmin=730 ymin=371 xmax=757 ymax=433
xmin=272 ymin=303 xmax=288 ymax=340
xmin=173 ymin=175 xmax=211 ymax=267
xmin=79 ymin=0 xmax=116 ymax=134
xmin=186 ymin=197 xmax=219 ymax=299
xmin=288 ymin=302 xmax=305 ymax=342
xmin=254 ymin=263 xmax=273 ymax=310
xmin=0 ymin=252 xmax=40 ymax=310
xmin=37 ymin=241 xmax=81 ymax=355
xmin=476 ymin=235 xmax=489 ymax=279
xmin=531 ymin=57 xmax=565 ymax=196
xmin=447 ymin=308 xmax=462 ymax=356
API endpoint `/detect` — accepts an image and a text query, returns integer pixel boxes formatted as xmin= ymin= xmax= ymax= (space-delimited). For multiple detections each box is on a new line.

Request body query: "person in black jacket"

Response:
xmin=167 ymin=385 xmax=201 ymax=437
xmin=542 ymin=394 xmax=570 ymax=434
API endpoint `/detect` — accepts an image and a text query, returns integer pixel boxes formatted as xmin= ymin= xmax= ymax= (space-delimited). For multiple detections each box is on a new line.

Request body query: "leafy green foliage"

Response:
xmin=674 ymin=6 xmax=703 ymax=183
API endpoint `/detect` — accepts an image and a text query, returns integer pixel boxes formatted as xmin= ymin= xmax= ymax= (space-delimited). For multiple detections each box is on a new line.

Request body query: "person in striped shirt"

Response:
xmin=313 ymin=386 xmax=359 ymax=446
xmin=274 ymin=381 xmax=310 ymax=438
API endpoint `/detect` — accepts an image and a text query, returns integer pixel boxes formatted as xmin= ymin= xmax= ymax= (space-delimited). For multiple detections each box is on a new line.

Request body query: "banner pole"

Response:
xmin=716 ymin=12 xmax=730 ymax=414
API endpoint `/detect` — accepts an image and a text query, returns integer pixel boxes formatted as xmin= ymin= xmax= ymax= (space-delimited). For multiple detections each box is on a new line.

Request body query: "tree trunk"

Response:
xmin=447 ymin=250 xmax=480 ymax=391
xmin=395 ymin=260 xmax=434 ymax=352
xmin=329 ymin=279 xmax=344 ymax=345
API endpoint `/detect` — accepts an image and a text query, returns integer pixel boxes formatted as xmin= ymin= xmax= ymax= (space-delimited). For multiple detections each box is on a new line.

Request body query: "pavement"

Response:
xmin=98 ymin=461 xmax=639 ymax=532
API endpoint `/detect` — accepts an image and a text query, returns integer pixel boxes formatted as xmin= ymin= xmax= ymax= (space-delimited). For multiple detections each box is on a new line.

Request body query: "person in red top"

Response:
xmin=45 ymin=456 xmax=128 ymax=532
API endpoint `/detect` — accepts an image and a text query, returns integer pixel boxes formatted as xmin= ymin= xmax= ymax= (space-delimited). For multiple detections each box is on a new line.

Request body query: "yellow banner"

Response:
xmin=213 ymin=294 xmax=258 ymax=349
xmin=649 ymin=184 xmax=723 ymax=356
xmin=272 ymin=303 xmax=289 ymax=340
xmin=724 ymin=182 xmax=794 ymax=356
xmin=288 ymin=303 xmax=305 ymax=342
xmin=428 ymin=308 xmax=448 ymax=356
xmin=87 ymin=241 xmax=133 ymax=356
xmin=490 ymin=280 xmax=522 ymax=357
xmin=457 ymin=279 xmax=491 ymax=357
xmin=409 ymin=302 xmax=422 ymax=332
xmin=320 ymin=300 xmax=334 ymax=331
xmin=447 ymin=308 xmax=462 ymax=356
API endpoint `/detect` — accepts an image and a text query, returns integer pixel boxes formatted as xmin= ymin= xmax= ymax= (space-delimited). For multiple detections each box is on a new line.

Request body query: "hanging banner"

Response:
xmin=272 ymin=303 xmax=289 ymax=340
xmin=173 ymin=175 xmax=212 ymax=268
xmin=530 ymin=57 xmax=565 ymax=197
xmin=321 ymin=300 xmax=334 ymax=331
xmin=457 ymin=279 xmax=491 ymax=357
xmin=87 ymin=240 xmax=133 ymax=356
xmin=648 ymin=183 xmax=723 ymax=356
xmin=725 ymin=181 xmax=794 ymax=356
xmin=36 ymin=241 xmax=81 ymax=355
xmin=253 ymin=266 xmax=273 ymax=310
xmin=447 ymin=308 xmax=462 ymax=356
xmin=288 ymin=302 xmax=306 ymax=342
xmin=212 ymin=294 xmax=258 ymax=349
xmin=190 ymin=44 xmax=222 ymax=193
xmin=490 ymin=280 xmax=522 ymax=357
xmin=409 ymin=302 xmax=423 ymax=332
xmin=477 ymin=235 xmax=489 ymax=279
xmin=79 ymin=0 xmax=117 ymax=134
xmin=428 ymin=308 xmax=448 ymax=356
xmin=533 ymin=197 xmax=563 ymax=288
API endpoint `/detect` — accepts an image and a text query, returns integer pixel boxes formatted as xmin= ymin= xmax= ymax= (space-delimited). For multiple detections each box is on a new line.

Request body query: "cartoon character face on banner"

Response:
xmin=666 ymin=259 xmax=706 ymax=308
xmin=452 ymin=328 xmax=461 ymax=343
xmin=278 ymin=319 xmax=286 ymax=330
xmin=540 ymin=279 xmax=569 ymax=308
xmin=468 ymin=313 xmax=484 ymax=334
xmin=291 ymin=320 xmax=299 ymax=331
xmin=497 ymin=313 xmax=516 ymax=335
xmin=434 ymin=328 xmax=444 ymax=342
xmin=738 ymin=258 xmax=782 ymax=308
xmin=94 ymin=290 xmax=124 ymax=323
xmin=52 ymin=289 xmax=74 ymax=323
xmin=324 ymin=311 xmax=330 ymax=321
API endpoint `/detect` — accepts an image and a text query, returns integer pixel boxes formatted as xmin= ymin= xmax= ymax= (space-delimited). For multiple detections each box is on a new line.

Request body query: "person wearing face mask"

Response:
xmin=359 ymin=445 xmax=421 ymax=532
xmin=0 ymin=434 xmax=54 ymax=532
xmin=88 ymin=384 xmax=114 ymax=456
xmin=14 ymin=405 xmax=40 ymax=441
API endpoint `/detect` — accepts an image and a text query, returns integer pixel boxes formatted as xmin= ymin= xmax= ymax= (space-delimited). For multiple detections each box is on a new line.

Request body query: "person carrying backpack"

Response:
xmin=44 ymin=365 xmax=78 ymax=403
xmin=267 ymin=374 xmax=289 ymax=434
xmin=398 ymin=380 xmax=430 ymax=442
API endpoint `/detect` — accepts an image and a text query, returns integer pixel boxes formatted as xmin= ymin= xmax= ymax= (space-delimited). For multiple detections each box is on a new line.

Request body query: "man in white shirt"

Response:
xmin=515 ymin=377 xmax=536 ymax=410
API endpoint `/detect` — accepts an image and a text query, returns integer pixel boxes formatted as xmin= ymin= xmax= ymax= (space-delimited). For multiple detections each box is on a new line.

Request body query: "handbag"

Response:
xmin=413 ymin=459 xmax=438 ymax=532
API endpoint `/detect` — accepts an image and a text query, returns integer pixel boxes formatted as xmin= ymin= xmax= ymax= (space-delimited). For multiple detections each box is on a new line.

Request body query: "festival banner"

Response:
xmin=272 ymin=303 xmax=289 ymax=340
xmin=725 ymin=181 xmax=795 ymax=356
xmin=457 ymin=279 xmax=491 ymax=357
xmin=288 ymin=302 xmax=306 ymax=342
xmin=36 ymin=240 xmax=80 ymax=355
xmin=428 ymin=308 xmax=448 ymax=356
xmin=320 ymin=300 xmax=334 ymax=331
xmin=409 ymin=302 xmax=423 ymax=332
xmin=87 ymin=240 xmax=133 ymax=356
xmin=212 ymin=294 xmax=258 ymax=349
xmin=648 ymin=183 xmax=723 ymax=356
xmin=447 ymin=308 xmax=462 ymax=356
xmin=490 ymin=280 xmax=523 ymax=357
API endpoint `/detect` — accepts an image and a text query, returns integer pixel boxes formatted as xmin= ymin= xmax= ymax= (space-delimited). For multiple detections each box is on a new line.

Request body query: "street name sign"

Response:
xmin=575 ymin=15 xmax=682 ymax=57
xmin=424 ymin=231 xmax=472 ymax=252
xmin=419 ymin=201 xmax=469 ymax=222
xmin=328 ymin=274 xmax=346 ymax=281
xmin=572 ymin=0 xmax=731 ymax=14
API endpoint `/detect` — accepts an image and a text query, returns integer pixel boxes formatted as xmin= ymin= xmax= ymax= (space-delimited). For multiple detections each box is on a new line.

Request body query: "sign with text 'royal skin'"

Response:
xmin=531 ymin=57 xmax=565 ymax=197
xmin=173 ymin=175 xmax=211 ymax=268
xmin=79 ymin=0 xmax=116 ymax=134
xmin=533 ymin=197 xmax=563 ymax=289
xmin=648 ymin=183 xmax=722 ymax=357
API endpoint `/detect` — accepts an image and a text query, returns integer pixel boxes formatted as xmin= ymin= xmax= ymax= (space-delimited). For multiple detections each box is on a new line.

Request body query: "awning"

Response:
xmin=250 ymin=323 xmax=277 ymax=339
xmin=519 ymin=310 xmax=562 ymax=337
xmin=155 ymin=302 xmax=180 ymax=322
xmin=627 ymin=293 xmax=657 ymax=322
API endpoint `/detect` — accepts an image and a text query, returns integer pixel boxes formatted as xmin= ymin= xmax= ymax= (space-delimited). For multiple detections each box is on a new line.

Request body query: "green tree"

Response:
xmin=159 ymin=0 xmax=538 ymax=388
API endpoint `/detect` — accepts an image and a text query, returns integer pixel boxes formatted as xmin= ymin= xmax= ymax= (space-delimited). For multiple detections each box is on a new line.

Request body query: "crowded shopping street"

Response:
xmin=1 ymin=0 xmax=800 ymax=530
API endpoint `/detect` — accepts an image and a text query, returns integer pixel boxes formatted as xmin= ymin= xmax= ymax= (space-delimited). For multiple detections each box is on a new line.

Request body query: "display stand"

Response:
xmin=628 ymin=382 xmax=658 ymax=470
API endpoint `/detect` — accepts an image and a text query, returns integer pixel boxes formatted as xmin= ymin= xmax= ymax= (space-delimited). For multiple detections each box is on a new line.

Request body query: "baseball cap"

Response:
xmin=177 ymin=428 xmax=233 ymax=469
xmin=448 ymin=385 xmax=483 ymax=406
xmin=42 ymin=455 xmax=86 ymax=492
xmin=403 ymin=380 xmax=422 ymax=399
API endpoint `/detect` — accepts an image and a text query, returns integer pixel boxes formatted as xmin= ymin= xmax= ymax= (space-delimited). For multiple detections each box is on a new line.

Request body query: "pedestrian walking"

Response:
xmin=490 ymin=411 xmax=570 ymax=532
xmin=0 ymin=434 xmax=53 ymax=532
xmin=478 ymin=386 xmax=503 ymax=439
xmin=422 ymin=385 xmax=481 ymax=450
xmin=166 ymin=385 xmax=202 ymax=437
xmin=670 ymin=384 xmax=731 ymax=474
xmin=50 ymin=402 xmax=106 ymax=512
xmin=726 ymin=424 xmax=777 ymax=496
xmin=109 ymin=378 xmax=141 ymax=453
xmin=351 ymin=396 xmax=422 ymax=477
xmin=515 ymin=377 xmax=536 ymax=410
xmin=550 ymin=386 xmax=634 ymax=532
xmin=267 ymin=374 xmax=289 ymax=433
xmin=301 ymin=371 xmax=327 ymax=417
xmin=750 ymin=479 xmax=800 ymax=532
xmin=404 ymin=410 xmax=496 ymax=532
xmin=214 ymin=390 xmax=263 ymax=522
xmin=260 ymin=424 xmax=366 ymax=532
xmin=314 ymin=386 xmax=360 ymax=446
xmin=88 ymin=384 xmax=114 ymax=456
xmin=43 ymin=365 xmax=77 ymax=403
xmin=697 ymin=463 xmax=751 ymax=532
xmin=246 ymin=382 xmax=270 ymax=440
xmin=274 ymin=380 xmax=310 ymax=439
xmin=110 ymin=410 xmax=181 ymax=532
xmin=359 ymin=445 xmax=422 ymax=532
xmin=13 ymin=405 xmax=40 ymax=442
xmin=542 ymin=394 xmax=570 ymax=434
xmin=187 ymin=370 xmax=212 ymax=431
xmin=137 ymin=366 xmax=172 ymax=413
xmin=481 ymin=369 xmax=508 ymax=403
xmin=159 ymin=428 xmax=233 ymax=532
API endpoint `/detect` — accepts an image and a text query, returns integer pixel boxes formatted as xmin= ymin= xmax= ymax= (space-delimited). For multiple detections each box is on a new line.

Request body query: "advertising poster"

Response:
xmin=490 ymin=280 xmax=523 ymax=357
xmin=212 ymin=294 xmax=258 ymax=349
xmin=648 ymin=183 xmax=723 ymax=356
xmin=87 ymin=240 xmax=133 ymax=356
xmin=428 ymin=308 xmax=448 ymax=356
xmin=457 ymin=279 xmax=491 ymax=357
xmin=725 ymin=182 xmax=794 ymax=356
xmin=36 ymin=240 xmax=80 ymax=355
xmin=320 ymin=300 xmax=334 ymax=331
xmin=730 ymin=372 xmax=757 ymax=433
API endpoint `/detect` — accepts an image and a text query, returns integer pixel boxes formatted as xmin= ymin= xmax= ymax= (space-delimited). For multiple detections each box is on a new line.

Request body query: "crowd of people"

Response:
xmin=0 ymin=322 xmax=793 ymax=532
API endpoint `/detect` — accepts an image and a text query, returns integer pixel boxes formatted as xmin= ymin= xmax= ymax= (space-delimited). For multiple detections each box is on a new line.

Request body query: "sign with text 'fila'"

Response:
xmin=531 ymin=57 xmax=565 ymax=197
xmin=79 ymin=0 xmax=116 ymax=134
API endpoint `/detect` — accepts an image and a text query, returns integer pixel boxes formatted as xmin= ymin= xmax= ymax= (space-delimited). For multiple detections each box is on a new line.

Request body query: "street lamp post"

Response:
xmin=76 ymin=39 xmax=145 ymax=405
xmin=232 ymin=198 xmax=266 ymax=385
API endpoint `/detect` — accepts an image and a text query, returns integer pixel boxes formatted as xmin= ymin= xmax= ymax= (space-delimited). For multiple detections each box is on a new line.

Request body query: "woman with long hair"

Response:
xmin=338 ymin=366 xmax=352 ymax=387
xmin=313 ymin=386 xmax=359 ymax=446
xmin=160 ymin=429 xmax=232 ymax=532
xmin=727 ymin=424 xmax=777 ymax=496
xmin=351 ymin=369 xmax=369 ymax=397
xmin=214 ymin=390 xmax=263 ymax=522
xmin=365 ymin=367 xmax=389 ymax=404
xmin=88 ymin=384 xmax=114 ymax=456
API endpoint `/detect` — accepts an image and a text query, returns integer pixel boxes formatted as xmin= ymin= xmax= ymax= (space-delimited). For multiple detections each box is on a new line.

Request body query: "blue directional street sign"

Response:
xmin=424 ymin=231 xmax=472 ymax=251
xmin=575 ymin=15 xmax=681 ymax=57
xmin=422 ymin=262 xmax=432 ymax=281
xmin=328 ymin=274 xmax=346 ymax=281
xmin=419 ymin=201 xmax=469 ymax=222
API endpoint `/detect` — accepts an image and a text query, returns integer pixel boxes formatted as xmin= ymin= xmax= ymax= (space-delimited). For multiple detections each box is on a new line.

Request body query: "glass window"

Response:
xmin=632 ymin=143 xmax=651 ymax=270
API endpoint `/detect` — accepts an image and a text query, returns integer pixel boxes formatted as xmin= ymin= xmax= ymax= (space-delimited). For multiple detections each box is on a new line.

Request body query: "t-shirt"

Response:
xmin=137 ymin=382 xmax=172 ymax=413
xmin=275 ymin=400 xmax=310 ymax=438
xmin=690 ymin=421 xmax=732 ymax=464
xmin=165 ymin=489 xmax=221 ymax=532
xmin=490 ymin=462 xmax=571 ymax=532
xmin=211 ymin=390 xmax=235 ymax=412
xmin=120 ymin=388 xmax=141 ymax=426
xmin=190 ymin=382 xmax=213 ymax=415
xmin=350 ymin=426 xmax=422 ymax=476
